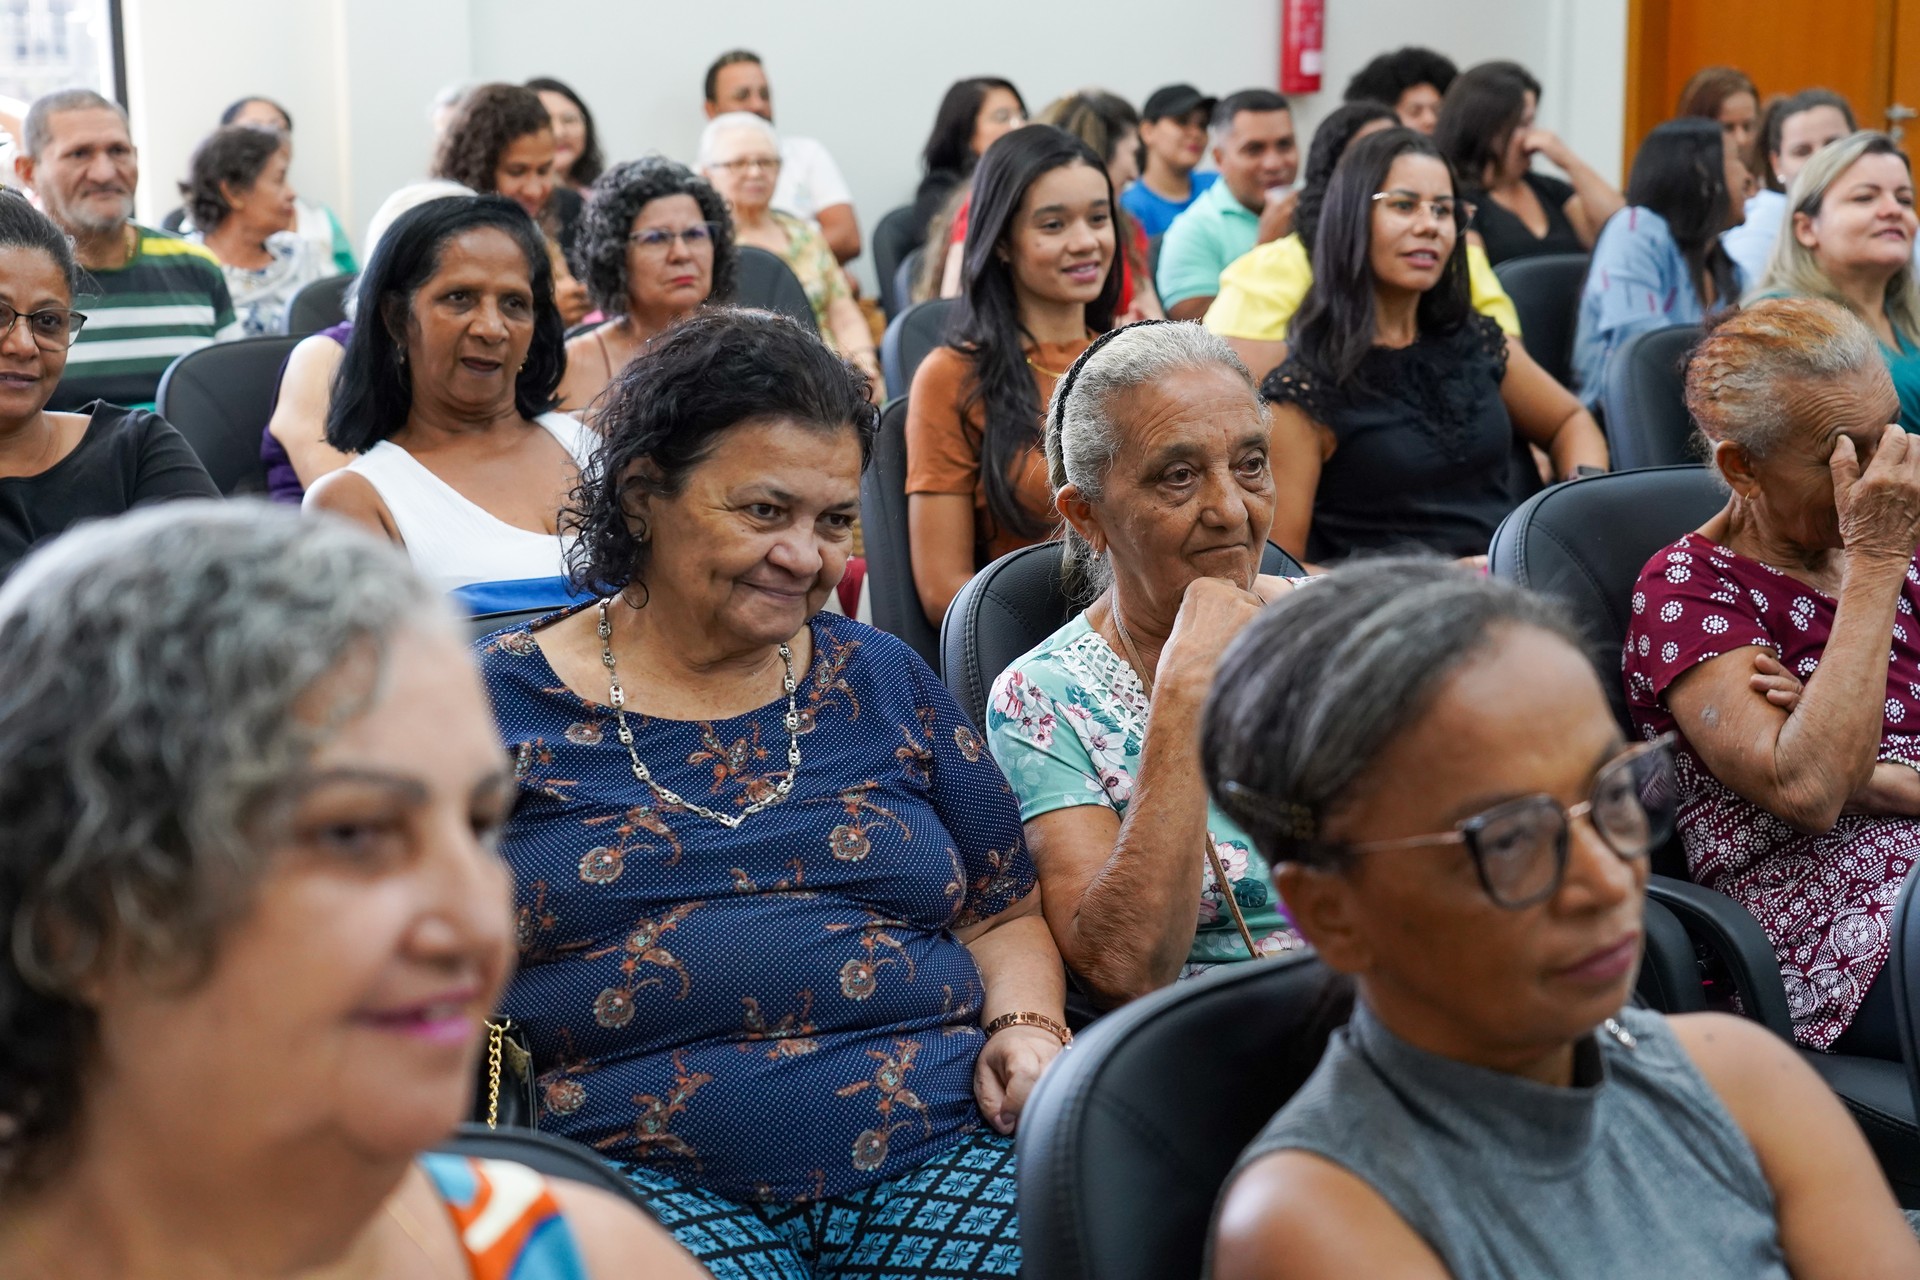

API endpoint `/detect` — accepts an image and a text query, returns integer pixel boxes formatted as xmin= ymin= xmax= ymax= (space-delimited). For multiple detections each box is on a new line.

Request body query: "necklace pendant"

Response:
xmin=1601 ymin=1017 xmax=1638 ymax=1051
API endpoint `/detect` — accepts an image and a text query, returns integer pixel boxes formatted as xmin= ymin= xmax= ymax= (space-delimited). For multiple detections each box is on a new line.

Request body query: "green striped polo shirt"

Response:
xmin=49 ymin=226 xmax=239 ymax=412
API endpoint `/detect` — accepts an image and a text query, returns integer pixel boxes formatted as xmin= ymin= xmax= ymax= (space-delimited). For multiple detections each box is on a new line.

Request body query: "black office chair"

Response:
xmin=286 ymin=272 xmax=357 ymax=336
xmin=940 ymin=540 xmax=1305 ymax=733
xmin=858 ymin=398 xmax=941 ymax=668
xmin=1893 ymin=872 xmax=1920 ymax=1124
xmin=435 ymin=1123 xmax=657 ymax=1213
xmin=1489 ymin=466 xmax=1920 ymax=1205
xmin=873 ymin=204 xmax=924 ymax=319
xmin=1017 ymin=953 xmax=1343 ymax=1280
xmin=892 ymin=246 xmax=926 ymax=324
xmin=881 ymin=297 xmax=959 ymax=401
xmin=469 ymin=606 xmax=567 ymax=644
xmin=1599 ymin=324 xmax=1702 ymax=471
xmin=733 ymin=247 xmax=818 ymax=333
xmin=1492 ymin=253 xmax=1588 ymax=388
xmin=154 ymin=335 xmax=304 ymax=495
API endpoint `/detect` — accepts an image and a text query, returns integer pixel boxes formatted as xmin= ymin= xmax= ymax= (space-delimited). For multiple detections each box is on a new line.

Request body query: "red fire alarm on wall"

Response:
xmin=1281 ymin=0 xmax=1325 ymax=93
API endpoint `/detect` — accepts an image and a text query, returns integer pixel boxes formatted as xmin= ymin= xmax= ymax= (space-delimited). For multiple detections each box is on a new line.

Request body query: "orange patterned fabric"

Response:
xmin=419 ymin=1153 xmax=588 ymax=1279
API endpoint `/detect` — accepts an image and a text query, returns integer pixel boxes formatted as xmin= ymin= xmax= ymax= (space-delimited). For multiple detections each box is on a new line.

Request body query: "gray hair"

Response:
xmin=698 ymin=111 xmax=780 ymax=170
xmin=1751 ymin=130 xmax=1920 ymax=345
xmin=0 ymin=502 xmax=451 ymax=1190
xmin=1686 ymin=295 xmax=1888 ymax=459
xmin=23 ymin=89 xmax=126 ymax=159
xmin=1043 ymin=320 xmax=1263 ymax=596
xmin=1201 ymin=558 xmax=1584 ymax=867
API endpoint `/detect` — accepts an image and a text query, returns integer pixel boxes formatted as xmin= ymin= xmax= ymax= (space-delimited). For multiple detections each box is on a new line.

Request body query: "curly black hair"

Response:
xmin=564 ymin=308 xmax=878 ymax=598
xmin=179 ymin=124 xmax=285 ymax=231
xmin=326 ymin=195 xmax=565 ymax=453
xmin=1342 ymin=46 xmax=1459 ymax=108
xmin=572 ymin=157 xmax=738 ymax=316
xmin=431 ymin=82 xmax=550 ymax=195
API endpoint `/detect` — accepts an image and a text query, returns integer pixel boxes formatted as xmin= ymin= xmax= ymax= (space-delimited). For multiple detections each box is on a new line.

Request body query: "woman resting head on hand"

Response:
xmin=477 ymin=308 xmax=1066 ymax=1275
xmin=988 ymin=320 xmax=1304 ymax=1009
xmin=0 ymin=503 xmax=700 ymax=1280
xmin=1625 ymin=296 xmax=1920 ymax=1057
xmin=1203 ymin=558 xmax=1920 ymax=1279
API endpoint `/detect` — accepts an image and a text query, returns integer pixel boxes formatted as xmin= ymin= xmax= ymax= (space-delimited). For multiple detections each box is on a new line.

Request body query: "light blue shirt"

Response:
xmin=1121 ymin=170 xmax=1219 ymax=239
xmin=1156 ymin=176 xmax=1260 ymax=309
xmin=1572 ymin=206 xmax=1743 ymax=405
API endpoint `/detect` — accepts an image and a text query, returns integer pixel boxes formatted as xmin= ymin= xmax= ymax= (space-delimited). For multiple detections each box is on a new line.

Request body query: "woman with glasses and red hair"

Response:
xmin=1202 ymin=557 xmax=1919 ymax=1279
xmin=0 ymin=192 xmax=215 ymax=582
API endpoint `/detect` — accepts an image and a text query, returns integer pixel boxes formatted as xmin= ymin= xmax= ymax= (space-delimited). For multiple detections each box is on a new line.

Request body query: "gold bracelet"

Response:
xmin=983 ymin=1010 xmax=1073 ymax=1046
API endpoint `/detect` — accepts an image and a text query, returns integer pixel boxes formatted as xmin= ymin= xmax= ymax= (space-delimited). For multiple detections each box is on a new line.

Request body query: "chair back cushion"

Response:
xmin=1600 ymin=324 xmax=1702 ymax=471
xmin=860 ymin=398 xmax=941 ymax=667
xmin=154 ymin=334 xmax=304 ymax=495
xmin=941 ymin=541 xmax=1304 ymax=732
xmin=734 ymin=246 xmax=818 ymax=333
xmin=286 ymin=272 xmax=356 ymax=336
xmin=881 ymin=296 xmax=959 ymax=401
xmin=1492 ymin=253 xmax=1588 ymax=387
xmin=873 ymin=204 xmax=923 ymax=318
xmin=1488 ymin=465 xmax=1724 ymax=732
xmin=1017 ymin=954 xmax=1345 ymax=1280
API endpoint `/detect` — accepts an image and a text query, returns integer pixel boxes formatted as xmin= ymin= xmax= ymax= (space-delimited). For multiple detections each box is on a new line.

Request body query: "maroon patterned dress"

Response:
xmin=1624 ymin=532 xmax=1920 ymax=1049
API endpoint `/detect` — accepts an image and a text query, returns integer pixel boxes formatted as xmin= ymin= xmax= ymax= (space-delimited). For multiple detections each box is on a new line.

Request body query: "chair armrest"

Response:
xmin=1645 ymin=875 xmax=1795 ymax=1039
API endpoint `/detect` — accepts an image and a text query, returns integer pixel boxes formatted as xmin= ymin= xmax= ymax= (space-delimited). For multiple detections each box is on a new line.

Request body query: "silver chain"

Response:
xmin=596 ymin=598 xmax=801 ymax=830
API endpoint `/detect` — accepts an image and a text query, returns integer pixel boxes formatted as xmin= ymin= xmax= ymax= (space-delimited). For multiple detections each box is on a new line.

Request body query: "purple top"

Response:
xmin=262 ymin=320 xmax=352 ymax=504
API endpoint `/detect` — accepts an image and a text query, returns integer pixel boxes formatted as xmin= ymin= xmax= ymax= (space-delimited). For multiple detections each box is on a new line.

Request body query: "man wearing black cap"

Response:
xmin=1120 ymin=83 xmax=1218 ymax=238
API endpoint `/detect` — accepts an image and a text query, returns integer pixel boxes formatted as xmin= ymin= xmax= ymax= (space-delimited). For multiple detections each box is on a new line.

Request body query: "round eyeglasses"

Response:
xmin=1342 ymin=734 xmax=1677 ymax=909
xmin=0 ymin=303 xmax=89 ymax=352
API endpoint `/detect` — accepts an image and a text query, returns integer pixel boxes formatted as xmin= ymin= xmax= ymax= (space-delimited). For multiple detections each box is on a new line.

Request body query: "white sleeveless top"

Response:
xmin=313 ymin=413 xmax=594 ymax=604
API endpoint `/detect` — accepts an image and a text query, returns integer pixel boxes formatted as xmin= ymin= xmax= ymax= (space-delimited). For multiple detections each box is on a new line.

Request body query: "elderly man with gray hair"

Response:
xmin=13 ymin=88 xmax=238 ymax=411
xmin=985 ymin=320 xmax=1307 ymax=1009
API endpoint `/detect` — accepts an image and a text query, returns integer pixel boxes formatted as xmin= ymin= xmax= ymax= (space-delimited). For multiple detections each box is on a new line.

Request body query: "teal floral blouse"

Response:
xmin=986 ymin=615 xmax=1297 ymax=970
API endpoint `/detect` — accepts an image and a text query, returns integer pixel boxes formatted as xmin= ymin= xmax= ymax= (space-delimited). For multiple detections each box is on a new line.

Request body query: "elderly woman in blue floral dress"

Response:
xmin=988 ymin=322 xmax=1307 ymax=1011
xmin=476 ymin=309 xmax=1065 ymax=1280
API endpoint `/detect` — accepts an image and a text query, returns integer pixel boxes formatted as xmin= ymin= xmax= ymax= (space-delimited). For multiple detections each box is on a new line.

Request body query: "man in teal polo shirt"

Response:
xmin=1157 ymin=89 xmax=1299 ymax=320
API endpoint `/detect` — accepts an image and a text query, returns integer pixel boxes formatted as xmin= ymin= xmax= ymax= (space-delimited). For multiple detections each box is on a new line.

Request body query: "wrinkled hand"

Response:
xmin=1832 ymin=426 xmax=1920 ymax=568
xmin=1750 ymin=651 xmax=1804 ymax=711
xmin=974 ymin=1025 xmax=1063 ymax=1135
xmin=1157 ymin=575 xmax=1267 ymax=699
xmin=1257 ymin=188 xmax=1298 ymax=244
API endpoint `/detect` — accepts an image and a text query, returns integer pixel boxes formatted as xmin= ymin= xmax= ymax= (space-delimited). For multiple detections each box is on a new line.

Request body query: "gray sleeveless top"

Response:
xmin=1214 ymin=1004 xmax=1788 ymax=1279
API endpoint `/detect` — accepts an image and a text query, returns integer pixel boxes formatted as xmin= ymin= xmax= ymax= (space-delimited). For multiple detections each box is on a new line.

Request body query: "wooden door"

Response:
xmin=1891 ymin=0 xmax=1920 ymax=141
xmin=1626 ymin=0 xmax=1895 ymax=167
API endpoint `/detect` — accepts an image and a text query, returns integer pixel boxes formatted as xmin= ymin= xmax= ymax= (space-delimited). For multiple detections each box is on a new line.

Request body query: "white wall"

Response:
xmin=119 ymin=0 xmax=1626 ymax=285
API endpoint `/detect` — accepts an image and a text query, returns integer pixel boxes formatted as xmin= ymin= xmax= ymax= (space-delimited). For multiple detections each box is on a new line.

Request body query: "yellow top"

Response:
xmin=1203 ymin=234 xmax=1523 ymax=342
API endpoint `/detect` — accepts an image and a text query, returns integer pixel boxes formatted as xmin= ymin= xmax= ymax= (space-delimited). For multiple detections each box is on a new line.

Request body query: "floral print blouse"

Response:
xmin=985 ymin=615 xmax=1298 ymax=971
xmin=478 ymin=611 xmax=1035 ymax=1202
xmin=1624 ymin=533 xmax=1920 ymax=1049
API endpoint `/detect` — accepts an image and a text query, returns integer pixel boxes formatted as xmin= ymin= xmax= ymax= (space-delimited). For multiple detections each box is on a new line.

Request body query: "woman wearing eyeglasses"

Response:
xmin=1263 ymin=129 xmax=1606 ymax=570
xmin=558 ymin=158 xmax=738 ymax=412
xmin=699 ymin=112 xmax=882 ymax=393
xmin=0 ymin=193 xmax=216 ymax=581
xmin=1626 ymin=298 xmax=1920 ymax=1060
xmin=1203 ymin=558 xmax=1920 ymax=1279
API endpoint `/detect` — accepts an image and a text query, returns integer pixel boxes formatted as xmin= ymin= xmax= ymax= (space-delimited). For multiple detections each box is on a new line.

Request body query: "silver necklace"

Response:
xmin=596 ymin=598 xmax=801 ymax=829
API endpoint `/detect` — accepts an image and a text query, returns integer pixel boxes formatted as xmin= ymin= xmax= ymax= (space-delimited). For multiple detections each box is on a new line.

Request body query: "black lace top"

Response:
xmin=1264 ymin=314 xmax=1521 ymax=564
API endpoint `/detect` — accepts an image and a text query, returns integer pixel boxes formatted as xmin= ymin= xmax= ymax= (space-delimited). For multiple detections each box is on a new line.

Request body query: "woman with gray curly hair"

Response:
xmin=0 ymin=503 xmax=701 ymax=1279
xmin=985 ymin=320 xmax=1306 ymax=1010
xmin=557 ymin=156 xmax=736 ymax=412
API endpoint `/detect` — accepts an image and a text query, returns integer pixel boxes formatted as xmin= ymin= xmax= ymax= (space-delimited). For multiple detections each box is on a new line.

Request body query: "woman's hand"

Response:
xmin=973 ymin=1024 xmax=1065 ymax=1135
xmin=1157 ymin=576 xmax=1267 ymax=702
xmin=1521 ymin=128 xmax=1573 ymax=169
xmin=1751 ymin=651 xmax=1804 ymax=710
xmin=1833 ymin=426 xmax=1920 ymax=568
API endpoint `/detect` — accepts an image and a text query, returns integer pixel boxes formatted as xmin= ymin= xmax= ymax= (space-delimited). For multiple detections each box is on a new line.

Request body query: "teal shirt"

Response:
xmin=1884 ymin=328 xmax=1920 ymax=433
xmin=985 ymin=614 xmax=1296 ymax=968
xmin=1155 ymin=177 xmax=1260 ymax=309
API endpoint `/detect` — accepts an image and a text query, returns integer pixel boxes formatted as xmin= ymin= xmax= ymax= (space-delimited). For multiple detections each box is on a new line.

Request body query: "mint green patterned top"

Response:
xmin=985 ymin=614 xmax=1297 ymax=969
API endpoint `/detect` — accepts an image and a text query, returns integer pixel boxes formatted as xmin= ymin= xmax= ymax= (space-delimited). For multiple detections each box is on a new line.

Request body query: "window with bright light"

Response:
xmin=1 ymin=0 xmax=124 ymax=114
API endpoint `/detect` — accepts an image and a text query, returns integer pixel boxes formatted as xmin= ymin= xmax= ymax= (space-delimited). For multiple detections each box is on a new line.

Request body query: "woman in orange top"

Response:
xmin=906 ymin=124 xmax=1119 ymax=625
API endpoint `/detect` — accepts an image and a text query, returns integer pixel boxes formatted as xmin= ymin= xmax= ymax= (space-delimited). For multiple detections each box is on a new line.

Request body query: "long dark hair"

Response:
xmin=326 ymin=195 xmax=565 ymax=453
xmin=1290 ymin=128 xmax=1472 ymax=386
xmin=922 ymin=77 xmax=1025 ymax=179
xmin=1295 ymin=99 xmax=1399 ymax=254
xmin=951 ymin=124 xmax=1120 ymax=541
xmin=1626 ymin=118 xmax=1741 ymax=310
xmin=525 ymin=77 xmax=604 ymax=187
xmin=1434 ymin=60 xmax=1541 ymax=188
